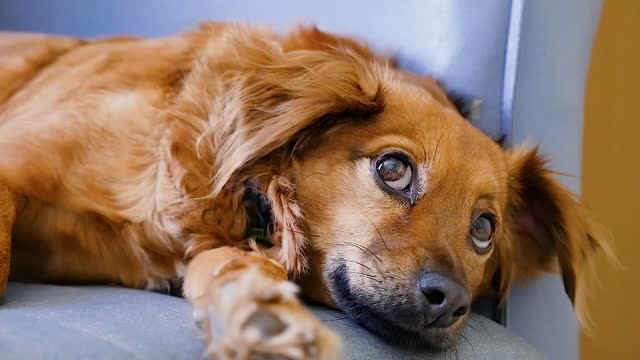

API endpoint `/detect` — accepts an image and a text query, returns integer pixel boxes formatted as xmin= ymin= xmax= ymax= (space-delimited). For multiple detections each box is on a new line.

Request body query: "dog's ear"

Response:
xmin=207 ymin=27 xmax=386 ymax=195
xmin=497 ymin=146 xmax=611 ymax=323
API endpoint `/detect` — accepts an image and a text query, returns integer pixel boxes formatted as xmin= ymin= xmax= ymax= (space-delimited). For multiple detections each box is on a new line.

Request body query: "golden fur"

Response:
xmin=0 ymin=23 xmax=607 ymax=357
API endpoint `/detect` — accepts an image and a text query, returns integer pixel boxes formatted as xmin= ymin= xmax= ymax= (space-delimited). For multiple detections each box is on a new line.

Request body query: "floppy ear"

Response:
xmin=186 ymin=26 xmax=386 ymax=275
xmin=497 ymin=146 xmax=610 ymax=323
xmin=205 ymin=26 xmax=386 ymax=195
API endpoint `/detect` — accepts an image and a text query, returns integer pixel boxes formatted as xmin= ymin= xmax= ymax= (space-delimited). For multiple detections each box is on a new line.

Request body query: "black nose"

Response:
xmin=419 ymin=270 xmax=471 ymax=328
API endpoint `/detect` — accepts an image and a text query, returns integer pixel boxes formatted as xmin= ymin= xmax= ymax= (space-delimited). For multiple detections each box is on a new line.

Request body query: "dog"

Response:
xmin=0 ymin=23 xmax=607 ymax=359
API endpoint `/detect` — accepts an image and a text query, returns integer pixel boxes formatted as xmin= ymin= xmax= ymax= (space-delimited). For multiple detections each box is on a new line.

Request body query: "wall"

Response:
xmin=505 ymin=2 xmax=603 ymax=359
xmin=581 ymin=0 xmax=640 ymax=359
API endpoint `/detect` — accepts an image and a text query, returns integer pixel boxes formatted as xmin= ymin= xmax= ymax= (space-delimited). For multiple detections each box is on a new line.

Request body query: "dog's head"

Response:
xmin=207 ymin=25 xmax=608 ymax=349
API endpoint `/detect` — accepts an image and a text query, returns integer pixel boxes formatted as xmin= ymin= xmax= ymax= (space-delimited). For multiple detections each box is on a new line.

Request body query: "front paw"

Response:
xmin=193 ymin=264 xmax=340 ymax=360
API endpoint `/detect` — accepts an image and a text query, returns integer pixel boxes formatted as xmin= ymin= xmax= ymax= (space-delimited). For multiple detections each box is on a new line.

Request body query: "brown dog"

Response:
xmin=0 ymin=23 xmax=607 ymax=359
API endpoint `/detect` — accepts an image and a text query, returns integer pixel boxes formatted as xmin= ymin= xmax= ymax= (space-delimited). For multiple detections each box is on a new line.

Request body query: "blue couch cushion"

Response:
xmin=0 ymin=282 xmax=542 ymax=359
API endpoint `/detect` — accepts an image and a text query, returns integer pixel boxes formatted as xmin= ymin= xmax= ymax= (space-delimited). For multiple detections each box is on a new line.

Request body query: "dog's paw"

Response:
xmin=194 ymin=264 xmax=340 ymax=360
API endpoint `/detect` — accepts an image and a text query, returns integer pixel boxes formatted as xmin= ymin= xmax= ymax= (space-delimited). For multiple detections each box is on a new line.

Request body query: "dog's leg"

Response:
xmin=0 ymin=183 xmax=16 ymax=301
xmin=183 ymin=247 xmax=340 ymax=360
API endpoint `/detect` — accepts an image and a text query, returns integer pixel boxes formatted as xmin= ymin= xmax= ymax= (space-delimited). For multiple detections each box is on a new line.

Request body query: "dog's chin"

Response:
xmin=341 ymin=301 xmax=465 ymax=350
xmin=328 ymin=265 xmax=465 ymax=351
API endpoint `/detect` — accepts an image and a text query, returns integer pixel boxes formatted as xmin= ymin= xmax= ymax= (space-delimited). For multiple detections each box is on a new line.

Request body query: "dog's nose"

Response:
xmin=419 ymin=270 xmax=470 ymax=328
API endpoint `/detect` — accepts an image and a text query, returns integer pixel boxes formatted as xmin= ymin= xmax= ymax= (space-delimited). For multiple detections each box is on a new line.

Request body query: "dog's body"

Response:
xmin=0 ymin=23 xmax=606 ymax=359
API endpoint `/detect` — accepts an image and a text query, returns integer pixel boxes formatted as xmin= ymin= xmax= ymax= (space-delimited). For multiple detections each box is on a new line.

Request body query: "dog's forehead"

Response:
xmin=381 ymin=85 xmax=499 ymax=158
xmin=371 ymin=84 xmax=507 ymax=198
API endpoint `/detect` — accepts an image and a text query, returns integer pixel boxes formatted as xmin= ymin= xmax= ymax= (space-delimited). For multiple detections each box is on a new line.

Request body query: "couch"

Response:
xmin=0 ymin=0 xmax=603 ymax=358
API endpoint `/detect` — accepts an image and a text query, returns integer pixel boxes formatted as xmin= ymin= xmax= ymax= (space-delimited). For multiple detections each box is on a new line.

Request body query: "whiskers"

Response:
xmin=331 ymin=257 xmax=373 ymax=271
xmin=332 ymin=257 xmax=385 ymax=283
xmin=325 ymin=240 xmax=383 ymax=263
xmin=343 ymin=270 xmax=382 ymax=284
xmin=464 ymin=314 xmax=490 ymax=338
xmin=364 ymin=215 xmax=390 ymax=252
xmin=291 ymin=228 xmax=384 ymax=264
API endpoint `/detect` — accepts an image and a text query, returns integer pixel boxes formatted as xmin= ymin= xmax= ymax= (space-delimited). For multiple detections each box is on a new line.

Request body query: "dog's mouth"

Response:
xmin=328 ymin=263 xmax=465 ymax=350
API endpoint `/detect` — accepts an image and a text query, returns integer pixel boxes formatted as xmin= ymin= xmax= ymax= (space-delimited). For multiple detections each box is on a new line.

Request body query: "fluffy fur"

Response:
xmin=0 ymin=23 xmax=607 ymax=358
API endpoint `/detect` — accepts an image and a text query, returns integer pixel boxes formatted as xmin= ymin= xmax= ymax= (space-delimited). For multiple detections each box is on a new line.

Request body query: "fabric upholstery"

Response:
xmin=0 ymin=282 xmax=543 ymax=359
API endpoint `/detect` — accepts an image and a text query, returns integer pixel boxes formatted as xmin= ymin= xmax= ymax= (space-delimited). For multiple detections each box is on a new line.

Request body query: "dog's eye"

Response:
xmin=376 ymin=155 xmax=412 ymax=191
xmin=470 ymin=213 xmax=495 ymax=254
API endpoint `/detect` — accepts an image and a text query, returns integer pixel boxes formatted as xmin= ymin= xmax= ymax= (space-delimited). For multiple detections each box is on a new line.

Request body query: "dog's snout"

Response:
xmin=419 ymin=270 xmax=470 ymax=328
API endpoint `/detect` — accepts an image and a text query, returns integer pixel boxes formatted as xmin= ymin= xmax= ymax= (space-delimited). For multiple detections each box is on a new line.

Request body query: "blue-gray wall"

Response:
xmin=506 ymin=2 xmax=602 ymax=360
